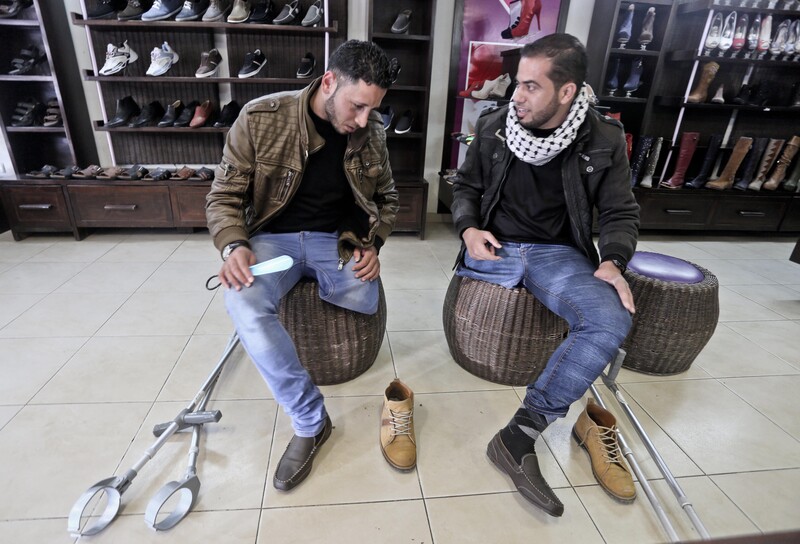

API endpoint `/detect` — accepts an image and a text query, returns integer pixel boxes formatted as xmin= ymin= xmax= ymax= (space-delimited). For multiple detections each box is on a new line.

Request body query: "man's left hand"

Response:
xmin=352 ymin=246 xmax=380 ymax=282
xmin=595 ymin=261 xmax=636 ymax=314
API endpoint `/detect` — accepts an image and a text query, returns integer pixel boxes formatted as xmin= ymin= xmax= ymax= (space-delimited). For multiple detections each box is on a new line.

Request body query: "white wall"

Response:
xmin=3 ymin=0 xmax=597 ymax=215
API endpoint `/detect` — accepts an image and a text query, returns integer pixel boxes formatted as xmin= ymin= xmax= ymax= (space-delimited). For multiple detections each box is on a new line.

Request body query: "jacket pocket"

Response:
xmin=255 ymin=163 xmax=297 ymax=205
xmin=579 ymin=149 xmax=613 ymax=176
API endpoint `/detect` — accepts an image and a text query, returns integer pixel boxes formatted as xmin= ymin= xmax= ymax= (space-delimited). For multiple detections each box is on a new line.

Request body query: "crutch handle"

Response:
xmin=152 ymin=410 xmax=222 ymax=436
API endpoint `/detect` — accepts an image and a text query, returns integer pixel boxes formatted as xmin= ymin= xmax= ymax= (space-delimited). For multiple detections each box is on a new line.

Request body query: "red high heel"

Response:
xmin=510 ymin=0 xmax=542 ymax=38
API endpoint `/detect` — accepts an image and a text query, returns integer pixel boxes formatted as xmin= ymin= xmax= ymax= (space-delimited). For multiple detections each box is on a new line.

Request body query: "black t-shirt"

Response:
xmin=264 ymin=105 xmax=352 ymax=234
xmin=487 ymin=128 xmax=574 ymax=245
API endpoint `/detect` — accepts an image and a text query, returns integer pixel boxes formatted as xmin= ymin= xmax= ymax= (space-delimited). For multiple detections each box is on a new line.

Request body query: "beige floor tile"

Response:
xmin=414 ymin=389 xmax=569 ymax=497
xmin=167 ymin=239 xmax=218 ymax=263
xmin=687 ymin=241 xmax=763 ymax=260
xmin=633 ymin=242 xmax=717 ymax=262
xmin=157 ymin=334 xmax=271 ymax=401
xmin=426 ymin=490 xmax=603 ymax=544
xmin=380 ymin=256 xmax=451 ymax=289
xmin=623 ymin=379 xmax=800 ymax=473
xmin=0 ymin=518 xmax=72 ymax=544
xmin=718 ymin=287 xmax=785 ymax=322
xmin=693 ymin=324 xmax=800 ymax=378
xmin=726 ymin=320 xmax=800 ymax=368
xmin=257 ymin=500 xmax=432 ymax=544
xmin=0 ymin=293 xmax=129 ymax=338
xmin=54 ymin=261 xmax=158 ymax=294
xmin=614 ymin=361 xmax=711 ymax=383
xmin=711 ymin=469 xmax=800 ymax=532
xmin=690 ymin=258 xmax=776 ymax=286
xmin=0 ymin=261 xmax=87 ymax=294
xmin=27 ymin=240 xmax=118 ymax=263
xmin=0 ymin=261 xmax=13 ymax=274
xmin=576 ymin=476 xmax=758 ymax=543
xmin=0 ymin=402 xmax=150 ymax=519
xmin=545 ymin=387 xmax=702 ymax=487
xmin=726 ymin=284 xmax=800 ymax=320
xmin=0 ymin=239 xmax=53 ymax=262
xmin=31 ymin=336 xmax=187 ymax=404
xmin=98 ymin=236 xmax=186 ymax=263
xmin=0 ymin=337 xmax=87 ymax=404
xmin=193 ymin=290 xmax=234 ymax=334
xmin=113 ymin=399 xmax=277 ymax=514
xmin=262 ymin=396 xmax=423 ymax=508
xmin=319 ymin=334 xmax=398 ymax=397
xmin=384 ymin=288 xmax=446 ymax=331
xmin=735 ymin=240 xmax=797 ymax=260
xmin=96 ymin=291 xmax=214 ymax=337
xmin=0 ymin=406 xmax=20 ymax=429
xmin=137 ymin=261 xmax=220 ymax=293
xmin=389 ymin=330 xmax=511 ymax=393
xmin=0 ymin=293 xmax=45 ymax=329
xmin=721 ymin=375 xmax=800 ymax=439
xmin=71 ymin=509 xmax=260 ymax=544
xmin=734 ymin=259 xmax=800 ymax=285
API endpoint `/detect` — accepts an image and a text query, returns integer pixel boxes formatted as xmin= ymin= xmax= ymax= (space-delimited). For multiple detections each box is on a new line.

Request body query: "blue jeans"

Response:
xmin=224 ymin=231 xmax=379 ymax=437
xmin=457 ymin=243 xmax=632 ymax=423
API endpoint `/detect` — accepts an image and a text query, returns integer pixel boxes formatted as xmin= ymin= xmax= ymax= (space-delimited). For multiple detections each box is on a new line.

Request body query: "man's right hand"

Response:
xmin=219 ymin=247 xmax=256 ymax=291
xmin=462 ymin=227 xmax=502 ymax=260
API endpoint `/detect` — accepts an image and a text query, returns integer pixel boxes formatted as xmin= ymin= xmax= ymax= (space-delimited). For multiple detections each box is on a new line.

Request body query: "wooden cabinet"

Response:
xmin=1 ymin=183 xmax=75 ymax=239
xmin=368 ymin=0 xmax=435 ymax=238
xmin=68 ymin=185 xmax=173 ymax=227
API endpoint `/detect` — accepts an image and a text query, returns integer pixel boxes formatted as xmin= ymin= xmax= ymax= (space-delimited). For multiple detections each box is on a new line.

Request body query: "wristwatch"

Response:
xmin=222 ymin=240 xmax=249 ymax=261
xmin=609 ymin=258 xmax=627 ymax=275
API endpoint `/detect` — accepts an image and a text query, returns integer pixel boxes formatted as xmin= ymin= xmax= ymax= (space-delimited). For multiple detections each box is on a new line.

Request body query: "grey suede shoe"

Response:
xmin=202 ymin=0 xmax=231 ymax=21
xmin=227 ymin=0 xmax=252 ymax=23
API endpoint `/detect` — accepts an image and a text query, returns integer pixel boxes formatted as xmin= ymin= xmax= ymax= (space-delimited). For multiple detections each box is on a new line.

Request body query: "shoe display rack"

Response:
xmin=587 ymin=0 xmax=800 ymax=233
xmin=0 ymin=0 xmax=97 ymax=240
xmin=367 ymin=0 xmax=435 ymax=238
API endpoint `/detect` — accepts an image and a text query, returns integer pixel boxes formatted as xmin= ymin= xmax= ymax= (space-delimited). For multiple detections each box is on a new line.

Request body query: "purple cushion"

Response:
xmin=627 ymin=251 xmax=705 ymax=284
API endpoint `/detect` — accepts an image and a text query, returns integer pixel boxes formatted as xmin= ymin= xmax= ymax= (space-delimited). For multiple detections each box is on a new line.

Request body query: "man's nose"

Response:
xmin=355 ymin=110 xmax=370 ymax=128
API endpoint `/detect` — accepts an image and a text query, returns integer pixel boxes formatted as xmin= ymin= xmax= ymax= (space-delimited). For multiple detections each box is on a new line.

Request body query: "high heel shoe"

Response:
xmin=769 ymin=19 xmax=790 ymax=58
xmin=637 ymin=7 xmax=656 ymax=50
xmin=605 ymin=56 xmax=620 ymax=95
xmin=747 ymin=13 xmax=761 ymax=58
xmin=711 ymin=84 xmax=726 ymax=103
xmin=685 ymin=133 xmax=723 ymax=189
xmin=756 ymin=15 xmax=772 ymax=59
xmin=704 ymin=12 xmax=723 ymax=55
xmin=785 ymin=20 xmax=800 ymax=58
xmin=503 ymin=0 xmax=542 ymax=39
xmin=731 ymin=13 xmax=748 ymax=56
xmin=661 ymin=132 xmax=700 ymax=189
xmin=733 ymin=137 xmax=769 ymax=190
xmin=616 ymin=4 xmax=634 ymax=48
xmin=622 ymin=57 xmax=644 ymax=97
xmin=717 ymin=11 xmax=737 ymax=56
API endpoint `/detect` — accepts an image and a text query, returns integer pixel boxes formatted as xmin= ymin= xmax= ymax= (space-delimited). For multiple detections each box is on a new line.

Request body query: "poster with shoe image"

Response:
xmin=445 ymin=0 xmax=568 ymax=174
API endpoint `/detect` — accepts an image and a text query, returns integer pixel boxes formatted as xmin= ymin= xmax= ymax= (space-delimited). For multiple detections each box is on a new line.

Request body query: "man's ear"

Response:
xmin=559 ymin=81 xmax=578 ymax=105
xmin=320 ymin=71 xmax=337 ymax=96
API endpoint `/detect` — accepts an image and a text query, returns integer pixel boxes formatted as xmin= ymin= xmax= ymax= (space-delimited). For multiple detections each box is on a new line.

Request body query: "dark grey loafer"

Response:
xmin=273 ymin=415 xmax=332 ymax=491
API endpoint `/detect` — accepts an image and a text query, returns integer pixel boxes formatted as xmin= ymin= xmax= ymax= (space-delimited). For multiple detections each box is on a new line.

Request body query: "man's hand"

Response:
xmin=353 ymin=246 xmax=380 ymax=281
xmin=462 ymin=227 xmax=502 ymax=260
xmin=219 ymin=246 xmax=256 ymax=291
xmin=595 ymin=261 xmax=635 ymax=313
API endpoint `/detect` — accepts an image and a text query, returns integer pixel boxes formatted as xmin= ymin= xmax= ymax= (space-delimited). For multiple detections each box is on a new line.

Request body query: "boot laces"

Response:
xmin=597 ymin=425 xmax=625 ymax=466
xmin=389 ymin=409 xmax=412 ymax=437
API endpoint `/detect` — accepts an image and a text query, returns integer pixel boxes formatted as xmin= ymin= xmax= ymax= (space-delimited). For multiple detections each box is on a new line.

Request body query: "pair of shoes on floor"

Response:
xmin=273 ymin=379 xmax=417 ymax=491
xmin=488 ymin=399 xmax=635 ymax=517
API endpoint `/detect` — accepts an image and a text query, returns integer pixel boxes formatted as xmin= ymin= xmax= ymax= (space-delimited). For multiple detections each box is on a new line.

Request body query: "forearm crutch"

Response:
xmin=589 ymin=349 xmax=711 ymax=542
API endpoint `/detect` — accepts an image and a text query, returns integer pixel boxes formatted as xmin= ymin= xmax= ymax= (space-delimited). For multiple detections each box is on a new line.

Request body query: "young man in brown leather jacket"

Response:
xmin=206 ymin=40 xmax=399 ymax=492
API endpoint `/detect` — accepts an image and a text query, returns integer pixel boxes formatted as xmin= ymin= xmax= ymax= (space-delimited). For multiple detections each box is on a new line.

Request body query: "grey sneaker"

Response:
xmin=195 ymin=48 xmax=222 ymax=77
xmin=301 ymin=0 xmax=322 ymax=26
xmin=272 ymin=0 xmax=298 ymax=24
xmin=227 ymin=0 xmax=252 ymax=22
xmin=175 ymin=0 xmax=209 ymax=21
xmin=202 ymin=0 xmax=230 ymax=20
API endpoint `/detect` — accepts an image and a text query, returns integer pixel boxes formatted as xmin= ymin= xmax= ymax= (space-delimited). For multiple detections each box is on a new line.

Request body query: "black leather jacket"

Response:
xmin=452 ymin=106 xmax=639 ymax=268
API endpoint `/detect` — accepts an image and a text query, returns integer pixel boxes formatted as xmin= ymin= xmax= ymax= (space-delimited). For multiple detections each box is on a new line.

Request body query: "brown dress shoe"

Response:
xmin=380 ymin=379 xmax=416 ymax=470
xmin=273 ymin=415 xmax=331 ymax=491
xmin=572 ymin=399 xmax=636 ymax=503
xmin=189 ymin=99 xmax=214 ymax=128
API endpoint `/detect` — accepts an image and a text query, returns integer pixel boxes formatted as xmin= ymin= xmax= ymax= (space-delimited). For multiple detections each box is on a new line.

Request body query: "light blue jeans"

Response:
xmin=224 ymin=231 xmax=379 ymax=437
xmin=457 ymin=242 xmax=632 ymax=423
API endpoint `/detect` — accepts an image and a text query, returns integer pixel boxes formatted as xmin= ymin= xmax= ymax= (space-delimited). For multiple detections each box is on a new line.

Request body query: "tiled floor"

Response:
xmin=0 ymin=222 xmax=799 ymax=543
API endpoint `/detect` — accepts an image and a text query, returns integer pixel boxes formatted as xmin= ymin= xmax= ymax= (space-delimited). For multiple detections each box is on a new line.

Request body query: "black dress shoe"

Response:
xmin=273 ymin=415 xmax=332 ymax=491
xmin=213 ymin=100 xmax=241 ymax=127
xmin=248 ymin=0 xmax=275 ymax=23
xmin=486 ymin=431 xmax=564 ymax=517
xmin=129 ymin=100 xmax=165 ymax=127
xmin=173 ymin=100 xmax=199 ymax=127
xmin=158 ymin=99 xmax=184 ymax=127
xmin=106 ymin=95 xmax=140 ymax=127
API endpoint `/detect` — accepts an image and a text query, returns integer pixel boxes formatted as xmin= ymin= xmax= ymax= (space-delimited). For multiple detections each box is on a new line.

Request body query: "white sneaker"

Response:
xmin=146 ymin=41 xmax=179 ymax=76
xmin=99 ymin=40 xmax=138 ymax=76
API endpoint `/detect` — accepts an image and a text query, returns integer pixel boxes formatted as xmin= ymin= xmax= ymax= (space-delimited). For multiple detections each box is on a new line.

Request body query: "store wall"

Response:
xmin=2 ymin=0 xmax=596 ymax=215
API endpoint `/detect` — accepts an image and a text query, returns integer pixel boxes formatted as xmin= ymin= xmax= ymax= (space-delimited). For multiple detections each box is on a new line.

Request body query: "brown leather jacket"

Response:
xmin=206 ymin=77 xmax=399 ymax=261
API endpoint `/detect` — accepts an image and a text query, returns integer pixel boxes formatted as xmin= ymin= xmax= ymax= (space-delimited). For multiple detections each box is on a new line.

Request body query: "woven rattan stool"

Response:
xmin=621 ymin=252 xmax=719 ymax=375
xmin=442 ymin=275 xmax=568 ymax=386
xmin=278 ymin=278 xmax=387 ymax=385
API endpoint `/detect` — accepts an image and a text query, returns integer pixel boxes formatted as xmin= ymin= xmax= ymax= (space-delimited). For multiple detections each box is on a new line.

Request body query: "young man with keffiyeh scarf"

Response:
xmin=451 ymin=33 xmax=640 ymax=516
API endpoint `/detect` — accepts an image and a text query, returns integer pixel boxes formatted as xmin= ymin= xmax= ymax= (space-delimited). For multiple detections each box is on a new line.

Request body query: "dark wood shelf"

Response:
xmin=83 ymin=69 xmax=309 ymax=85
xmin=0 ymin=74 xmax=54 ymax=82
xmin=5 ymin=126 xmax=66 ymax=133
xmin=679 ymin=0 xmax=800 ymax=15
xmin=371 ymin=32 xmax=432 ymax=42
xmin=0 ymin=18 xmax=41 ymax=27
xmin=93 ymin=120 xmax=229 ymax=133
xmin=386 ymin=131 xmax=424 ymax=139
xmin=608 ymin=48 xmax=661 ymax=57
xmin=667 ymin=49 xmax=800 ymax=65
xmin=599 ymin=95 xmax=648 ymax=104
xmin=654 ymin=97 xmax=800 ymax=112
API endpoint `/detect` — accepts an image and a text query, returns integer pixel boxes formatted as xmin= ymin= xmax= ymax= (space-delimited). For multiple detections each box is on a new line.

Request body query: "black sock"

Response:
xmin=500 ymin=407 xmax=550 ymax=464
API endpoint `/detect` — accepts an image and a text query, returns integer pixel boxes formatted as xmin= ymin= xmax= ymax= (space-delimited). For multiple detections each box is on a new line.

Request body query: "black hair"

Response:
xmin=327 ymin=40 xmax=397 ymax=89
xmin=520 ymin=33 xmax=587 ymax=89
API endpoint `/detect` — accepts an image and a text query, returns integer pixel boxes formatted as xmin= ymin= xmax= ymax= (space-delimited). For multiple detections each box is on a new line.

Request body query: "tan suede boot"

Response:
xmin=687 ymin=62 xmax=719 ymax=103
xmin=380 ymin=379 xmax=416 ymax=470
xmin=706 ymin=136 xmax=753 ymax=190
xmin=748 ymin=138 xmax=785 ymax=190
xmin=572 ymin=399 xmax=636 ymax=502
xmin=763 ymin=135 xmax=800 ymax=190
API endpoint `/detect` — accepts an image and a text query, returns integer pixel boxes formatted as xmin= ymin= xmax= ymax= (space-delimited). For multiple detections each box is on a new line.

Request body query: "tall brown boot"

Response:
xmin=748 ymin=138 xmax=785 ymax=190
xmin=706 ymin=136 xmax=753 ymax=190
xmin=660 ymin=132 xmax=700 ymax=188
xmin=763 ymin=135 xmax=800 ymax=190
xmin=782 ymin=155 xmax=800 ymax=192
xmin=687 ymin=62 xmax=720 ymax=103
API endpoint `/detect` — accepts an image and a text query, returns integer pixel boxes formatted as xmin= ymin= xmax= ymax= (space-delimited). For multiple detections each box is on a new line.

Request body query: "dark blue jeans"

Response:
xmin=457 ymin=242 xmax=632 ymax=423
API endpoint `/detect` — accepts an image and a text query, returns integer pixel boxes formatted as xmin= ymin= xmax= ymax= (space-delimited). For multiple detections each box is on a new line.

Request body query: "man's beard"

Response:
xmin=519 ymin=93 xmax=561 ymax=131
xmin=324 ymin=92 xmax=347 ymax=135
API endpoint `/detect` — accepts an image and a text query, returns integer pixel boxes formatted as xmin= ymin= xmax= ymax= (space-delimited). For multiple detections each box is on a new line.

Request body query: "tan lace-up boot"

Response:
xmin=572 ymin=399 xmax=636 ymax=502
xmin=380 ymin=379 xmax=416 ymax=470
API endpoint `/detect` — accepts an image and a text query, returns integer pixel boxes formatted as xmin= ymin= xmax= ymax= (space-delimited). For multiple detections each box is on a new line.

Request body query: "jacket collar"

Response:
xmin=299 ymin=76 xmax=370 ymax=154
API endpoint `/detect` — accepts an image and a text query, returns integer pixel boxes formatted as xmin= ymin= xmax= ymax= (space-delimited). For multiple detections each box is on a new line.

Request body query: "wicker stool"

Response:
xmin=278 ymin=278 xmax=387 ymax=385
xmin=621 ymin=251 xmax=719 ymax=375
xmin=442 ymin=275 xmax=568 ymax=386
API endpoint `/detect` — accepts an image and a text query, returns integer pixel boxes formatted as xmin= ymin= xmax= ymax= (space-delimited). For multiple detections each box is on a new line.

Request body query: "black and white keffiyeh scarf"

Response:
xmin=505 ymin=84 xmax=590 ymax=166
